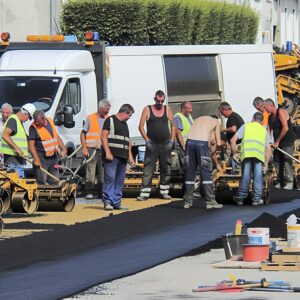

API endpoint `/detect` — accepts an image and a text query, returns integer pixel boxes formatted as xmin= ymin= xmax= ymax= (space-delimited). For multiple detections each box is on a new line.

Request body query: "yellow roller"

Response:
xmin=11 ymin=191 xmax=39 ymax=214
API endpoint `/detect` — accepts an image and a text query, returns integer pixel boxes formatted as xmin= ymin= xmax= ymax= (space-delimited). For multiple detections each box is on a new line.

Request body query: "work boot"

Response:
xmin=183 ymin=203 xmax=192 ymax=209
xmin=283 ymin=182 xmax=294 ymax=190
xmin=233 ymin=196 xmax=244 ymax=206
xmin=160 ymin=194 xmax=172 ymax=200
xmin=252 ymin=199 xmax=264 ymax=206
xmin=104 ymin=203 xmax=114 ymax=211
xmin=137 ymin=196 xmax=148 ymax=201
xmin=114 ymin=206 xmax=129 ymax=211
xmin=85 ymin=194 xmax=94 ymax=200
xmin=274 ymin=183 xmax=281 ymax=189
xmin=206 ymin=201 xmax=223 ymax=209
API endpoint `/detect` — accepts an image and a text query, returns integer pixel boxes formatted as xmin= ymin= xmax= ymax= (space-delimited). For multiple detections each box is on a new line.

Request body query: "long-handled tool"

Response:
xmin=276 ymin=147 xmax=300 ymax=163
xmin=23 ymin=156 xmax=64 ymax=186
xmin=193 ymin=278 xmax=271 ymax=292
xmin=249 ymin=287 xmax=300 ymax=292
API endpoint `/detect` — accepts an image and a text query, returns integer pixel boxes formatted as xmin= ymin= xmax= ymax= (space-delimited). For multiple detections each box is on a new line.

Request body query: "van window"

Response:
xmin=164 ymin=55 xmax=220 ymax=103
xmin=0 ymin=76 xmax=61 ymax=112
xmin=57 ymin=78 xmax=81 ymax=114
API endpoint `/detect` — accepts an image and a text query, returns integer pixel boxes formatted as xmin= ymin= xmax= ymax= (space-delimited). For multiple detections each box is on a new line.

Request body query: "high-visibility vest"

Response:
xmin=31 ymin=117 xmax=59 ymax=157
xmin=241 ymin=122 xmax=266 ymax=163
xmin=85 ymin=113 xmax=107 ymax=149
xmin=174 ymin=112 xmax=193 ymax=141
xmin=0 ymin=114 xmax=28 ymax=156
xmin=108 ymin=116 xmax=130 ymax=159
xmin=263 ymin=111 xmax=270 ymax=128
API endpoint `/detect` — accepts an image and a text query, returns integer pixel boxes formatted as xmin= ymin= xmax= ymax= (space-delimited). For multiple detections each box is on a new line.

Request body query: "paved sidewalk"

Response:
xmin=70 ymin=249 xmax=300 ymax=300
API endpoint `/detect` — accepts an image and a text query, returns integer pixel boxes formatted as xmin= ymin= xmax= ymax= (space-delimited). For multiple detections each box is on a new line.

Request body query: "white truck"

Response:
xmin=0 ymin=34 xmax=277 ymax=166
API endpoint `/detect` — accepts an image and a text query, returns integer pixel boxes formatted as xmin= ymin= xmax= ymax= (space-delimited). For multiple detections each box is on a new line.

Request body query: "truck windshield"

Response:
xmin=0 ymin=76 xmax=61 ymax=112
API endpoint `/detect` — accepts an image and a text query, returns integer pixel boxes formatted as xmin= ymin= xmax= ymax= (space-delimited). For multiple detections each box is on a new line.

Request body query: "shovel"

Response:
xmin=23 ymin=156 xmax=65 ymax=187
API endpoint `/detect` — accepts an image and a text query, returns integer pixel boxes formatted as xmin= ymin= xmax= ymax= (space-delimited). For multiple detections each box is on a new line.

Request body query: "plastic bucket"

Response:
xmin=222 ymin=234 xmax=248 ymax=261
xmin=247 ymin=227 xmax=269 ymax=245
xmin=243 ymin=244 xmax=269 ymax=262
xmin=138 ymin=146 xmax=146 ymax=162
xmin=287 ymin=225 xmax=300 ymax=248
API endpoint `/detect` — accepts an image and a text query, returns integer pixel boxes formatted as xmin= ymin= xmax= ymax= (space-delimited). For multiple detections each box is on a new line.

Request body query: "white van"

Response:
xmin=0 ymin=36 xmax=277 ymax=166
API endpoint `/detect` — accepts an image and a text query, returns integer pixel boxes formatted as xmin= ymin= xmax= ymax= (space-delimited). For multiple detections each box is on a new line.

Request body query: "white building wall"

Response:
xmin=236 ymin=0 xmax=300 ymax=48
xmin=0 ymin=0 xmax=62 ymax=42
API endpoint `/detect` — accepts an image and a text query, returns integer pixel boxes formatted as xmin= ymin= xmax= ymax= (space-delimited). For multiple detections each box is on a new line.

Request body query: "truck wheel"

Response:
xmin=283 ymin=95 xmax=298 ymax=115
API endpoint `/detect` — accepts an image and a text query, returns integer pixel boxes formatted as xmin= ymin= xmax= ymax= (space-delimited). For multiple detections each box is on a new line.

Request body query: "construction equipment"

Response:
xmin=0 ymin=152 xmax=95 ymax=214
xmin=274 ymin=44 xmax=300 ymax=122
xmin=212 ymin=157 xmax=275 ymax=204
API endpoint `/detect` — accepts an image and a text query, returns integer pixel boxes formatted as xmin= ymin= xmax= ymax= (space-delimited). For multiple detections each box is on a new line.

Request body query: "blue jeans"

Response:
xmin=7 ymin=164 xmax=24 ymax=178
xmin=237 ymin=158 xmax=263 ymax=202
xmin=103 ymin=157 xmax=127 ymax=208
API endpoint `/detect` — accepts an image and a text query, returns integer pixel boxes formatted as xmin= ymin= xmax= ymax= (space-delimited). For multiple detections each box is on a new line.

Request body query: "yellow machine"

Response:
xmin=0 ymin=166 xmax=77 ymax=214
xmin=212 ymin=159 xmax=276 ymax=204
xmin=274 ymin=44 xmax=300 ymax=121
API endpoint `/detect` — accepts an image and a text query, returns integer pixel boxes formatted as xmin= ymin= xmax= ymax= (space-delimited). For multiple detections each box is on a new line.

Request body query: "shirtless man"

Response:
xmin=183 ymin=115 xmax=223 ymax=209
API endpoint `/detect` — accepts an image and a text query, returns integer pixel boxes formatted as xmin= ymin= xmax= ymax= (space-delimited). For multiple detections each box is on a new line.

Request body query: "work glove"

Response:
xmin=232 ymin=153 xmax=241 ymax=165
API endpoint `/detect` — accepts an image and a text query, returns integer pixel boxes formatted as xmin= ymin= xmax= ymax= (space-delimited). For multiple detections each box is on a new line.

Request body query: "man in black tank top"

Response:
xmin=264 ymin=98 xmax=295 ymax=189
xmin=137 ymin=90 xmax=176 ymax=201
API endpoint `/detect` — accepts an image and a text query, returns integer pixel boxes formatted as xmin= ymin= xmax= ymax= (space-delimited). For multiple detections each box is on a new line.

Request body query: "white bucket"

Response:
xmin=287 ymin=225 xmax=300 ymax=248
xmin=138 ymin=146 xmax=146 ymax=162
xmin=247 ymin=227 xmax=270 ymax=245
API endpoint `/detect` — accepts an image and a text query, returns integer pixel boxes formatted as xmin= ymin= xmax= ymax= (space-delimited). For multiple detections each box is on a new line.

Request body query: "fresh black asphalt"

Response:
xmin=0 ymin=188 xmax=299 ymax=300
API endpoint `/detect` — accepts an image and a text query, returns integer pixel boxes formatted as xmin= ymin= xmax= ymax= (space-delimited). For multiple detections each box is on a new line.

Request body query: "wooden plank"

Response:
xmin=261 ymin=263 xmax=300 ymax=271
xmin=272 ymin=254 xmax=300 ymax=264
xmin=282 ymin=247 xmax=300 ymax=253
xmin=213 ymin=259 xmax=261 ymax=269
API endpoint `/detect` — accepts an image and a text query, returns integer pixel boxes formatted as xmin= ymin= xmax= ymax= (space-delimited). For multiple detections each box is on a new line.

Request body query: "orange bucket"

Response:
xmin=243 ymin=244 xmax=269 ymax=262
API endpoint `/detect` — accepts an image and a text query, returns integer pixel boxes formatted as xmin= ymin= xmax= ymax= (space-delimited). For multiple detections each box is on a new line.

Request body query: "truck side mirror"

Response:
xmin=63 ymin=105 xmax=75 ymax=128
xmin=54 ymin=112 xmax=63 ymax=126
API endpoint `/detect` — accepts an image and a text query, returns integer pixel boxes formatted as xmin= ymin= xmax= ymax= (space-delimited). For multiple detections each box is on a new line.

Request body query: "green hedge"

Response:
xmin=60 ymin=0 xmax=259 ymax=45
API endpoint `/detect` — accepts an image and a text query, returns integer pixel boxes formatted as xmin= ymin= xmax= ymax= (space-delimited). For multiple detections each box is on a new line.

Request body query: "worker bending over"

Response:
xmin=218 ymin=102 xmax=244 ymax=173
xmin=28 ymin=110 xmax=67 ymax=185
xmin=253 ymin=97 xmax=270 ymax=127
xmin=0 ymin=103 xmax=36 ymax=177
xmin=81 ymin=99 xmax=111 ymax=199
xmin=231 ymin=112 xmax=270 ymax=206
xmin=183 ymin=115 xmax=223 ymax=209
xmin=264 ymin=98 xmax=295 ymax=189
xmin=137 ymin=90 xmax=175 ymax=201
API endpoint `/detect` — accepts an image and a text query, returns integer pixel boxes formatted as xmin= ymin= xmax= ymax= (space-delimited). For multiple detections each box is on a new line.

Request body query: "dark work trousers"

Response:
xmin=102 ymin=157 xmax=127 ymax=208
xmin=183 ymin=139 xmax=215 ymax=206
xmin=273 ymin=145 xmax=294 ymax=186
xmin=85 ymin=148 xmax=103 ymax=197
xmin=34 ymin=155 xmax=59 ymax=185
xmin=139 ymin=142 xmax=172 ymax=198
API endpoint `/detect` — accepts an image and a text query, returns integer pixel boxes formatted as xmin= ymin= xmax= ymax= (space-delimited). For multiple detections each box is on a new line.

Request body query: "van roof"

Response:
xmin=106 ymin=44 xmax=273 ymax=56
xmin=0 ymin=50 xmax=95 ymax=72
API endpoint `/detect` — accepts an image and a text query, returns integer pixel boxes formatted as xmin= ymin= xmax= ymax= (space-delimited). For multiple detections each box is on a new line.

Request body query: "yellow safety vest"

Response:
xmin=174 ymin=112 xmax=193 ymax=141
xmin=0 ymin=114 xmax=28 ymax=156
xmin=241 ymin=122 xmax=266 ymax=163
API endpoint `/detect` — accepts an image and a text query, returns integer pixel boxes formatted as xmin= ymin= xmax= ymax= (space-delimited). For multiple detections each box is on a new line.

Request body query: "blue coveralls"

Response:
xmin=183 ymin=139 xmax=216 ymax=206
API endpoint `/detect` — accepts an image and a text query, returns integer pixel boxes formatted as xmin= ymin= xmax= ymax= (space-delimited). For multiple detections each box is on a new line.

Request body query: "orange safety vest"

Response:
xmin=263 ymin=111 xmax=270 ymax=127
xmin=85 ymin=113 xmax=107 ymax=149
xmin=31 ymin=117 xmax=59 ymax=157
